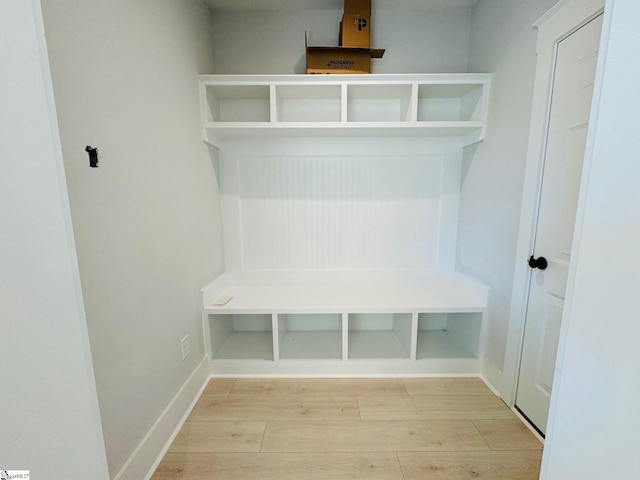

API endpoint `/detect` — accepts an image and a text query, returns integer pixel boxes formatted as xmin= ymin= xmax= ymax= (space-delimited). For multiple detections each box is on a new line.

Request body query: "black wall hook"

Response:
xmin=85 ymin=146 xmax=99 ymax=168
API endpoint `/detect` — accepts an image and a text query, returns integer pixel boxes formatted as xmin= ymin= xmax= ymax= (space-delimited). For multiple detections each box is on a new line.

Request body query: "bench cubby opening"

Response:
xmin=277 ymin=313 xmax=343 ymax=360
xmin=416 ymin=312 xmax=482 ymax=359
xmin=210 ymin=313 xmax=274 ymax=360
xmin=348 ymin=313 xmax=412 ymax=359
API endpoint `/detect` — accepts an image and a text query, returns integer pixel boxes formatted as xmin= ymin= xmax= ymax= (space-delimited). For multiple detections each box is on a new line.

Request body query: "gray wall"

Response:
xmin=210 ymin=7 xmax=473 ymax=73
xmin=457 ymin=0 xmax=558 ymax=378
xmin=0 ymin=1 xmax=109 ymax=477
xmin=40 ymin=0 xmax=224 ymax=475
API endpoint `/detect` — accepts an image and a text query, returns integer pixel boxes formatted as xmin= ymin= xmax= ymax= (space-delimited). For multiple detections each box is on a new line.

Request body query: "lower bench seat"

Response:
xmin=201 ymin=274 xmax=489 ymax=376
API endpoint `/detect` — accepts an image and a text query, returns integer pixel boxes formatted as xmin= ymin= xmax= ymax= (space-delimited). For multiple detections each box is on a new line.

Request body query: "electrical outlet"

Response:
xmin=181 ymin=334 xmax=190 ymax=360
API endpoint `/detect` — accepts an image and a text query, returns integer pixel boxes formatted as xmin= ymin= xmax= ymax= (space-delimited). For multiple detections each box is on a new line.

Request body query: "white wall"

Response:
xmin=458 ymin=0 xmax=557 ymax=383
xmin=542 ymin=0 xmax=640 ymax=477
xmin=219 ymin=139 xmax=462 ymax=277
xmin=210 ymin=7 xmax=473 ymax=73
xmin=0 ymin=1 xmax=109 ymax=477
xmin=40 ymin=0 xmax=224 ymax=476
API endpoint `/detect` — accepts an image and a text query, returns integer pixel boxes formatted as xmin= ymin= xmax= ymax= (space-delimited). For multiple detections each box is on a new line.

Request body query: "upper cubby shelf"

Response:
xmin=199 ymin=74 xmax=491 ymax=147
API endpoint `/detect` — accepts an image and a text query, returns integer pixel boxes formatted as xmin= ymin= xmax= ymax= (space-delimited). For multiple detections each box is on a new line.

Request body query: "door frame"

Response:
xmin=501 ymin=0 xmax=606 ymax=407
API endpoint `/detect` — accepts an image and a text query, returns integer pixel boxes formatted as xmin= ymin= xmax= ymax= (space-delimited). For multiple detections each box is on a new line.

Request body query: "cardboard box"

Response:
xmin=340 ymin=0 xmax=371 ymax=48
xmin=306 ymin=46 xmax=371 ymax=74
xmin=305 ymin=29 xmax=384 ymax=75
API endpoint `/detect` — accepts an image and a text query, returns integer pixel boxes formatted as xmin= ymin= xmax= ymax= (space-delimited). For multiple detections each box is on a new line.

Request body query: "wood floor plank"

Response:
xmin=398 ymin=450 xmax=543 ymax=480
xmin=168 ymin=422 xmax=265 ymax=453
xmin=261 ymin=420 xmax=490 ymax=452
xmin=358 ymin=395 xmax=515 ymax=420
xmin=403 ymin=378 xmax=494 ymax=396
xmin=230 ymin=378 xmax=408 ymax=396
xmin=151 ymin=452 xmax=404 ymax=480
xmin=189 ymin=395 xmax=359 ymax=421
xmin=202 ymin=378 xmax=235 ymax=396
xmin=472 ymin=419 xmax=542 ymax=450
xmin=152 ymin=378 xmax=544 ymax=479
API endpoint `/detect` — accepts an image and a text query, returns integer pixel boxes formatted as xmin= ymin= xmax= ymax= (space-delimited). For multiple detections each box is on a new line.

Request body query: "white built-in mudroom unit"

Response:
xmin=6 ymin=0 xmax=640 ymax=479
xmin=200 ymin=73 xmax=492 ymax=376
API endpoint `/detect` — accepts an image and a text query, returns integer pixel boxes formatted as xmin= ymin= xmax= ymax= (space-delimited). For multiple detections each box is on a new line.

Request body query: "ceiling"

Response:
xmin=205 ymin=0 xmax=479 ymax=11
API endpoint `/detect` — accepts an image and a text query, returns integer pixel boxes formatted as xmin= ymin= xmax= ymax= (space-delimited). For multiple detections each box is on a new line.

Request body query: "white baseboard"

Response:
xmin=112 ymin=356 xmax=209 ymax=480
xmin=480 ymin=355 xmax=515 ymax=404
xmin=209 ymin=373 xmax=484 ymax=378
xmin=478 ymin=373 xmax=502 ymax=398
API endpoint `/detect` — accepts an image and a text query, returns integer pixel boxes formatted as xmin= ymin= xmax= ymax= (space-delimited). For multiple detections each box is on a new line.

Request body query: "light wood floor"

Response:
xmin=151 ymin=378 xmax=542 ymax=479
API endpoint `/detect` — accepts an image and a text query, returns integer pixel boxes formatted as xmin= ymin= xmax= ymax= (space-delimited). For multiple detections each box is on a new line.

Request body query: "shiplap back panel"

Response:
xmin=230 ymin=155 xmax=445 ymax=272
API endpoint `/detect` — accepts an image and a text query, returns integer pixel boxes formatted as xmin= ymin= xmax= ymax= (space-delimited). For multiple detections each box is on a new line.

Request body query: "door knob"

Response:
xmin=528 ymin=255 xmax=548 ymax=270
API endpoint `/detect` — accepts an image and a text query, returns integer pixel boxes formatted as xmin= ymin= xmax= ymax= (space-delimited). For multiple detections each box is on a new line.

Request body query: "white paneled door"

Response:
xmin=516 ymin=14 xmax=603 ymax=435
